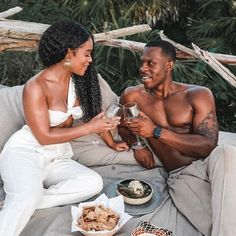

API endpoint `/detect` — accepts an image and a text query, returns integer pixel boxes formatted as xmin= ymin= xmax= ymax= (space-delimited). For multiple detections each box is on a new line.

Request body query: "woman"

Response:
xmin=0 ymin=20 xmax=120 ymax=236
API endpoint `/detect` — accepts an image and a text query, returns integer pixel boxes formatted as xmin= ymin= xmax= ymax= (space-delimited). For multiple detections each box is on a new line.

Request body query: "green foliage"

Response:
xmin=0 ymin=0 xmax=235 ymax=132
xmin=0 ymin=0 xmax=72 ymax=24
xmin=0 ymin=51 xmax=43 ymax=86
xmin=0 ymin=0 xmax=72 ymax=86
xmin=94 ymin=25 xmax=160 ymax=95
xmin=183 ymin=0 xmax=236 ymax=132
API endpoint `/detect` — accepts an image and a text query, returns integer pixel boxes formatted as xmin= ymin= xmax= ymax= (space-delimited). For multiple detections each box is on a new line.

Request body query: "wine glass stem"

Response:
xmin=135 ymin=135 xmax=142 ymax=144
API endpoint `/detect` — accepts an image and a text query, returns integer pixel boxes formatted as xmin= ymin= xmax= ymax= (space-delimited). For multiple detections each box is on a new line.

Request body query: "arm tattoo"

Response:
xmin=196 ymin=111 xmax=218 ymax=142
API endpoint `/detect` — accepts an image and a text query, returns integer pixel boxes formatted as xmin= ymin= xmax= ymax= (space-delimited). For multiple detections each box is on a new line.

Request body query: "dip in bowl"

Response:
xmin=117 ymin=179 xmax=153 ymax=205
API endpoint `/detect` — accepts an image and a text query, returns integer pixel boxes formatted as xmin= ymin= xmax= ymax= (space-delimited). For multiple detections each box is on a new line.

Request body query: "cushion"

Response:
xmin=218 ymin=131 xmax=236 ymax=147
xmin=98 ymin=74 xmax=120 ymax=111
xmin=71 ymin=134 xmax=138 ymax=166
xmin=0 ymin=85 xmax=25 ymax=201
xmin=0 ymin=85 xmax=25 ymax=152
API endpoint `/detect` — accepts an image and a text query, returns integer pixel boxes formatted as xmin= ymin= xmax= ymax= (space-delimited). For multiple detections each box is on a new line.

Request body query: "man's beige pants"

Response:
xmin=168 ymin=144 xmax=236 ymax=236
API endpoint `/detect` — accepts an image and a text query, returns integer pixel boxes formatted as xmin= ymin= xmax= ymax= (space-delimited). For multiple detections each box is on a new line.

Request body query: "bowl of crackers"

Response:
xmin=71 ymin=193 xmax=132 ymax=236
xmin=77 ymin=204 xmax=119 ymax=235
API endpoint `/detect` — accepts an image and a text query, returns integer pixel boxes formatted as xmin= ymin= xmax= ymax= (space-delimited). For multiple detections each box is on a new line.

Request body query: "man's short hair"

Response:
xmin=145 ymin=40 xmax=176 ymax=62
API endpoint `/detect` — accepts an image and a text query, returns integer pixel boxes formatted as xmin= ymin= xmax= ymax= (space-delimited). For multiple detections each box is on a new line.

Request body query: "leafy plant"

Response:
xmin=0 ymin=0 xmax=235 ymax=131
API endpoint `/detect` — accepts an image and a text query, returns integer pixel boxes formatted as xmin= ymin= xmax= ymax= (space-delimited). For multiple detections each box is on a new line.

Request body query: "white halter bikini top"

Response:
xmin=48 ymin=78 xmax=83 ymax=127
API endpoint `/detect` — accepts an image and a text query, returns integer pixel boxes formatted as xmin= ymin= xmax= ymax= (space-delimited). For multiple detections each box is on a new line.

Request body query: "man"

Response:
xmin=119 ymin=40 xmax=236 ymax=236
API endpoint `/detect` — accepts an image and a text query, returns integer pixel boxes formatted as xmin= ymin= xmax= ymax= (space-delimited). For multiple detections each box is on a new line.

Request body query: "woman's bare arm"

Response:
xmin=23 ymin=80 xmax=115 ymax=145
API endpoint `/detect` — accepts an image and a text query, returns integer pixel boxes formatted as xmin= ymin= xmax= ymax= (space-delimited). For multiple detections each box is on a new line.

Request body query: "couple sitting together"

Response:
xmin=0 ymin=20 xmax=235 ymax=236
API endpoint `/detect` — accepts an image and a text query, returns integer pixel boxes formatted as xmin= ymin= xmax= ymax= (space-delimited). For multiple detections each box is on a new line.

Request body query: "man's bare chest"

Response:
xmin=136 ymin=95 xmax=193 ymax=130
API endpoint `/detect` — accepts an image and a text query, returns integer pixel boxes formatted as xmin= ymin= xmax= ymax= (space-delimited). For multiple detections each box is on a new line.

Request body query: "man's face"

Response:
xmin=139 ymin=47 xmax=172 ymax=89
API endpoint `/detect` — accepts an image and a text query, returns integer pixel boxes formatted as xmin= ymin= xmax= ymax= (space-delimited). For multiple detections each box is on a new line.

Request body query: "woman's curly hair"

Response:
xmin=38 ymin=20 xmax=101 ymax=121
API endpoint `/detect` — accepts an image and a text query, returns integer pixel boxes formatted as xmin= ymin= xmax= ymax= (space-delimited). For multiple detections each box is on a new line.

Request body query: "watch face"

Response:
xmin=154 ymin=127 xmax=162 ymax=139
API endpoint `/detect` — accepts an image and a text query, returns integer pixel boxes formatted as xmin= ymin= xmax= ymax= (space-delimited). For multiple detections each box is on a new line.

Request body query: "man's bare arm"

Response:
xmin=196 ymin=111 xmax=219 ymax=143
xmin=155 ymin=88 xmax=219 ymax=158
xmin=146 ymin=110 xmax=218 ymax=170
xmin=148 ymin=140 xmax=198 ymax=170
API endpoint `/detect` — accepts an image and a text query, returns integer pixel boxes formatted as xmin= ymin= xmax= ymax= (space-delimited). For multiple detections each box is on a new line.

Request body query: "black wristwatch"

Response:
xmin=153 ymin=127 xmax=163 ymax=139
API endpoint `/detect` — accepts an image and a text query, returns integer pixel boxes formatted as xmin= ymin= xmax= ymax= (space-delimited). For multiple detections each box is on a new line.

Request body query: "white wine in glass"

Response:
xmin=104 ymin=102 xmax=123 ymax=120
xmin=90 ymin=103 xmax=123 ymax=145
xmin=123 ymin=102 xmax=147 ymax=149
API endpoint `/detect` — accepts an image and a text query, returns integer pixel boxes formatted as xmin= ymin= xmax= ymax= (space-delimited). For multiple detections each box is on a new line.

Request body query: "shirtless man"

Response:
xmin=119 ymin=40 xmax=236 ymax=236
xmin=119 ymin=40 xmax=218 ymax=170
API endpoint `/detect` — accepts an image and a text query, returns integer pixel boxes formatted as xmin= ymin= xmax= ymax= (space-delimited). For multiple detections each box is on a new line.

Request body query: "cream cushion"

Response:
xmin=0 ymin=85 xmax=25 ymax=152
xmin=218 ymin=131 xmax=236 ymax=146
xmin=0 ymin=85 xmax=25 ymax=201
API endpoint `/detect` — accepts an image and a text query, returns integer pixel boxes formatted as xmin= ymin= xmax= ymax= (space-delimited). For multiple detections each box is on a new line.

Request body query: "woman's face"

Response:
xmin=70 ymin=38 xmax=93 ymax=76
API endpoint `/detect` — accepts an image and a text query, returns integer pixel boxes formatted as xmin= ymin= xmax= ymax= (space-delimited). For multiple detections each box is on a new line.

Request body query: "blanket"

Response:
xmin=21 ymin=165 xmax=202 ymax=236
xmin=20 ymin=129 xmax=236 ymax=236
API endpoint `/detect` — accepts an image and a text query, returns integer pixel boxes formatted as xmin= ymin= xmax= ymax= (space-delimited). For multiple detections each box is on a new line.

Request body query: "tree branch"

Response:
xmin=0 ymin=6 xmax=22 ymax=18
xmin=94 ymin=24 xmax=151 ymax=40
xmin=96 ymin=38 xmax=145 ymax=52
xmin=192 ymin=43 xmax=236 ymax=88
xmin=0 ymin=19 xmax=151 ymax=52
xmin=160 ymin=30 xmax=236 ymax=66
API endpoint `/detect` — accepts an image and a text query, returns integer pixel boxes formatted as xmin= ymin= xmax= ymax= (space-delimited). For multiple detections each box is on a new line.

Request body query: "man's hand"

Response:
xmin=110 ymin=141 xmax=129 ymax=151
xmin=133 ymin=147 xmax=156 ymax=169
xmin=125 ymin=111 xmax=156 ymax=138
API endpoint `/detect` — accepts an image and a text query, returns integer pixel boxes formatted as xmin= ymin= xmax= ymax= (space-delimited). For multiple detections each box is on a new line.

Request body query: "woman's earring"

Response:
xmin=64 ymin=58 xmax=72 ymax=68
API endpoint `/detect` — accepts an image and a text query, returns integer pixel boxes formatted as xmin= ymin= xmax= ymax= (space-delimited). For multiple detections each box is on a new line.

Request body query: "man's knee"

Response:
xmin=207 ymin=144 xmax=236 ymax=176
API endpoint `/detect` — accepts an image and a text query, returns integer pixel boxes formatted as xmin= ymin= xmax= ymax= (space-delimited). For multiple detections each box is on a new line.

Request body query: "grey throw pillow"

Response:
xmin=0 ymin=85 xmax=25 ymax=201
xmin=0 ymin=71 xmax=42 ymax=152
xmin=0 ymin=85 xmax=25 ymax=152
xmin=218 ymin=131 xmax=236 ymax=146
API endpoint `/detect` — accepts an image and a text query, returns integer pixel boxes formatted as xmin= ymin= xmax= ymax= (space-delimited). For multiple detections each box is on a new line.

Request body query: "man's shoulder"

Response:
xmin=120 ymin=85 xmax=144 ymax=103
xmin=182 ymin=84 xmax=213 ymax=97
xmin=183 ymin=84 xmax=215 ymax=106
xmin=122 ymin=85 xmax=144 ymax=96
xmin=124 ymin=84 xmax=143 ymax=91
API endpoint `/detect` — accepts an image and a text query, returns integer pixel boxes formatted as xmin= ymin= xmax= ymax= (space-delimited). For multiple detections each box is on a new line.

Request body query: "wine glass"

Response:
xmin=104 ymin=102 xmax=123 ymax=141
xmin=104 ymin=102 xmax=123 ymax=120
xmin=123 ymin=102 xmax=147 ymax=149
xmin=90 ymin=103 xmax=123 ymax=145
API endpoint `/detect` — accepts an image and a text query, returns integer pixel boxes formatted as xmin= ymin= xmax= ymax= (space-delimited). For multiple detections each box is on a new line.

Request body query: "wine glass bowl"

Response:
xmin=123 ymin=102 xmax=147 ymax=149
xmin=90 ymin=103 xmax=123 ymax=146
xmin=123 ymin=102 xmax=139 ymax=120
xmin=104 ymin=102 xmax=123 ymax=119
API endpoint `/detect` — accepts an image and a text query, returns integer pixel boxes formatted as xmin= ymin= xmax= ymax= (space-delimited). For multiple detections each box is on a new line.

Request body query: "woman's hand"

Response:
xmin=86 ymin=112 xmax=120 ymax=134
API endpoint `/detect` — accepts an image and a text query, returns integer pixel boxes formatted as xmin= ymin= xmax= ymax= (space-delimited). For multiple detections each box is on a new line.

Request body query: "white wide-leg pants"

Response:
xmin=0 ymin=147 xmax=103 ymax=236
